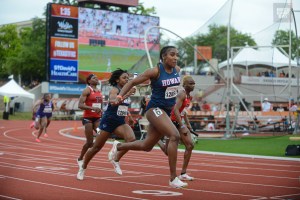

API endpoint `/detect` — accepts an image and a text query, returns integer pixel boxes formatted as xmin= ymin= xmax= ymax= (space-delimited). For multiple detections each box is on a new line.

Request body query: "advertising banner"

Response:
xmin=51 ymin=4 xmax=78 ymax=18
xmin=50 ymin=37 xmax=78 ymax=60
xmin=49 ymin=83 xmax=86 ymax=95
xmin=50 ymin=16 xmax=78 ymax=39
xmin=50 ymin=59 xmax=78 ymax=82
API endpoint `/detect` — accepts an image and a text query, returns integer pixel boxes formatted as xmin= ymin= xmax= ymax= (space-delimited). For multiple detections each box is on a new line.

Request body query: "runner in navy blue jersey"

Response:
xmin=77 ymin=69 xmax=136 ymax=180
xmin=108 ymin=46 xmax=188 ymax=188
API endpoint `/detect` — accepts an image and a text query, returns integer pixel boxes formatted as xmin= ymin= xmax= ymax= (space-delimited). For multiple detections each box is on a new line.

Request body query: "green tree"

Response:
xmin=4 ymin=18 xmax=46 ymax=84
xmin=0 ymin=25 xmax=21 ymax=80
xmin=129 ymin=2 xmax=156 ymax=16
xmin=272 ymin=30 xmax=299 ymax=59
xmin=176 ymin=24 xmax=257 ymax=67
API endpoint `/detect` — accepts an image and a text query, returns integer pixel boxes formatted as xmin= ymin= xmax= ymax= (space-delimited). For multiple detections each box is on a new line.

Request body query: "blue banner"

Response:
xmin=49 ymin=83 xmax=86 ymax=95
xmin=50 ymin=59 xmax=78 ymax=82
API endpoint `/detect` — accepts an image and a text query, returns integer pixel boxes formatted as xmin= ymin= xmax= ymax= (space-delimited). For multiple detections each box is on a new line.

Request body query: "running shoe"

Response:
xmin=77 ymin=159 xmax=84 ymax=170
xmin=35 ymin=138 xmax=41 ymax=143
xmin=169 ymin=177 xmax=188 ymax=188
xmin=108 ymin=140 xmax=120 ymax=161
xmin=44 ymin=133 xmax=48 ymax=138
xmin=77 ymin=168 xmax=85 ymax=180
xmin=30 ymin=122 xmax=35 ymax=129
xmin=179 ymin=173 xmax=194 ymax=181
xmin=111 ymin=160 xmax=122 ymax=175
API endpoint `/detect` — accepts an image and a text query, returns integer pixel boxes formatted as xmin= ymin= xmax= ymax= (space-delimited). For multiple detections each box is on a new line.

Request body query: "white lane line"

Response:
xmin=1 ymin=175 xmax=148 ymax=200
xmin=0 ymin=195 xmax=22 ymax=200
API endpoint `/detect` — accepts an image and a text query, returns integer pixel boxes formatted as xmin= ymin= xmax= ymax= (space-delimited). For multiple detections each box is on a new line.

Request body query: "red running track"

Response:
xmin=0 ymin=120 xmax=300 ymax=200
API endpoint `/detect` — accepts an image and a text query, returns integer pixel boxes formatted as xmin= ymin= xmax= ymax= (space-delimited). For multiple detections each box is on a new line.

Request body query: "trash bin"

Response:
xmin=3 ymin=111 xmax=9 ymax=120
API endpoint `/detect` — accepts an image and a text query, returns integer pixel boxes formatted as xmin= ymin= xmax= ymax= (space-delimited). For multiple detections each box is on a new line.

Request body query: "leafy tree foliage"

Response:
xmin=272 ymin=30 xmax=299 ymax=59
xmin=0 ymin=18 xmax=46 ymax=85
xmin=176 ymin=24 xmax=257 ymax=67
xmin=0 ymin=25 xmax=21 ymax=80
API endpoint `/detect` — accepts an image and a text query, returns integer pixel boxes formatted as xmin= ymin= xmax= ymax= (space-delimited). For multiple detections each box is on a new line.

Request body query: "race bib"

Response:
xmin=117 ymin=105 xmax=128 ymax=116
xmin=165 ymin=86 xmax=178 ymax=99
xmin=153 ymin=107 xmax=163 ymax=117
xmin=43 ymin=107 xmax=52 ymax=113
xmin=92 ymin=103 xmax=101 ymax=112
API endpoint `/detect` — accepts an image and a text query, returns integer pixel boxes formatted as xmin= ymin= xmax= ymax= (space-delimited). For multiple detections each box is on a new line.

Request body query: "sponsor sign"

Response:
xmin=197 ymin=46 xmax=212 ymax=60
xmin=50 ymin=59 xmax=78 ymax=82
xmin=50 ymin=16 xmax=78 ymax=38
xmin=241 ymin=75 xmax=298 ymax=86
xmin=49 ymin=83 xmax=86 ymax=95
xmin=51 ymin=4 xmax=78 ymax=18
xmin=50 ymin=37 xmax=78 ymax=60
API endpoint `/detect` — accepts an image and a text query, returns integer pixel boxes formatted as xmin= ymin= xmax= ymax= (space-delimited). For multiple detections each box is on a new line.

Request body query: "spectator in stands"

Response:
xmin=189 ymin=101 xmax=201 ymax=130
xmin=276 ymin=104 xmax=285 ymax=112
xmin=269 ymin=70 xmax=275 ymax=77
xmin=239 ymin=98 xmax=250 ymax=111
xmin=201 ymin=101 xmax=211 ymax=112
xmin=261 ymin=98 xmax=273 ymax=112
xmin=77 ymin=69 xmax=136 ymax=180
xmin=279 ymin=70 xmax=285 ymax=77
xmin=194 ymin=89 xmax=204 ymax=102
xmin=76 ymin=74 xmax=103 ymax=170
xmin=289 ymin=99 xmax=298 ymax=123
xmin=224 ymin=100 xmax=234 ymax=111
xmin=190 ymin=101 xmax=201 ymax=111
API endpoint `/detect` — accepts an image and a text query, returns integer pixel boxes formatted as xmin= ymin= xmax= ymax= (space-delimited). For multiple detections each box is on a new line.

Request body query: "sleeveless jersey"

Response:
xmin=83 ymin=86 xmax=103 ymax=118
xmin=146 ymin=63 xmax=180 ymax=113
xmin=170 ymin=94 xmax=192 ymax=121
xmin=102 ymin=86 xmax=130 ymax=122
xmin=36 ymin=100 xmax=54 ymax=116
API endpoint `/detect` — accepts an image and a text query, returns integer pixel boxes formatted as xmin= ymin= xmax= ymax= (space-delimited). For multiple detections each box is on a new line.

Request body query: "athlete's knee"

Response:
xmin=125 ymin=135 xmax=136 ymax=143
xmin=186 ymin=142 xmax=194 ymax=151
xmin=169 ymin=133 xmax=180 ymax=143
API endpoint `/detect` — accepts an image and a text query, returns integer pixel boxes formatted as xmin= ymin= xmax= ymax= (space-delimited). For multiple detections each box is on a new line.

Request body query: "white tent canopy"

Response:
xmin=218 ymin=47 xmax=298 ymax=69
xmin=0 ymin=79 xmax=34 ymax=99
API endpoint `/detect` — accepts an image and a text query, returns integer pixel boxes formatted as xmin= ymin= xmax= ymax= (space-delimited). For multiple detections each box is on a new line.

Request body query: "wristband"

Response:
xmin=116 ymin=95 xmax=123 ymax=101
xmin=180 ymin=125 xmax=186 ymax=129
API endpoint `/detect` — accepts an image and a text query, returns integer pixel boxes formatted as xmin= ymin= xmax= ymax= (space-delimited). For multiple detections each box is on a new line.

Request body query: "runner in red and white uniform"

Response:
xmin=158 ymin=75 xmax=197 ymax=181
xmin=77 ymin=74 xmax=103 ymax=169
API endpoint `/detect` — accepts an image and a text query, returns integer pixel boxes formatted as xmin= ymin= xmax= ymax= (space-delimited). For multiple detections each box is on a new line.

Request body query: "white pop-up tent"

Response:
xmin=0 ymin=79 xmax=34 ymax=99
xmin=218 ymin=47 xmax=298 ymax=69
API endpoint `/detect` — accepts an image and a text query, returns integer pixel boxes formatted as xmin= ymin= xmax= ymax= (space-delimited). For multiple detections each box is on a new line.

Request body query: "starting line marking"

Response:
xmin=132 ymin=190 xmax=182 ymax=196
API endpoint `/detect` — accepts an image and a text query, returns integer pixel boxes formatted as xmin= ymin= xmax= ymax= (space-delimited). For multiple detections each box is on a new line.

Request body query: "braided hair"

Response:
xmin=108 ymin=68 xmax=128 ymax=86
